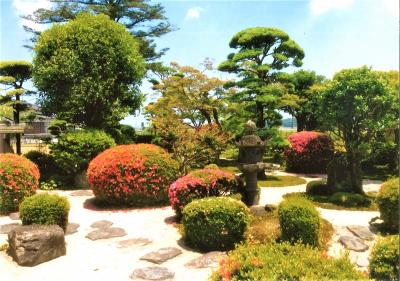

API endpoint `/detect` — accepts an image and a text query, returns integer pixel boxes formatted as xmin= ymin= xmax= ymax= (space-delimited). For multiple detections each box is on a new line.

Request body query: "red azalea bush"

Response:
xmin=0 ymin=154 xmax=40 ymax=213
xmin=169 ymin=168 xmax=240 ymax=218
xmin=284 ymin=131 xmax=334 ymax=173
xmin=87 ymin=144 xmax=179 ymax=207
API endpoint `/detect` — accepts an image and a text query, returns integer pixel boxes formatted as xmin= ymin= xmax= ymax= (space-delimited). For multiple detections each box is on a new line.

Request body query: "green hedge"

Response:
xmin=329 ymin=192 xmax=371 ymax=208
xmin=306 ymin=179 xmax=332 ymax=196
xmin=278 ymin=196 xmax=320 ymax=247
xmin=20 ymin=193 xmax=70 ymax=230
xmin=182 ymin=197 xmax=249 ymax=251
xmin=376 ymin=178 xmax=399 ymax=231
xmin=369 ymin=235 xmax=399 ymax=281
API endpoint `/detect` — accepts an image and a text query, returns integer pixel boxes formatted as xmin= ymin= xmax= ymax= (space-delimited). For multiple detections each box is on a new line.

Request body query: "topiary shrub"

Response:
xmin=182 ymin=197 xmax=249 ymax=251
xmin=210 ymin=242 xmax=370 ymax=281
xmin=24 ymin=150 xmax=60 ymax=182
xmin=20 ymin=193 xmax=70 ymax=230
xmin=278 ymin=196 xmax=320 ymax=247
xmin=50 ymin=129 xmax=115 ymax=176
xmin=0 ymin=154 xmax=40 ymax=213
xmin=369 ymin=235 xmax=399 ymax=281
xmin=329 ymin=192 xmax=371 ymax=208
xmin=88 ymin=144 xmax=179 ymax=207
xmin=169 ymin=168 xmax=240 ymax=218
xmin=306 ymin=179 xmax=333 ymax=196
xmin=376 ymin=178 xmax=399 ymax=232
xmin=284 ymin=131 xmax=334 ymax=173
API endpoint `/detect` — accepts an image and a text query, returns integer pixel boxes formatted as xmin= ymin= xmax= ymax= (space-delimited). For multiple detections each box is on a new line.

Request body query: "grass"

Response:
xmin=283 ymin=192 xmax=378 ymax=211
xmin=258 ymin=175 xmax=306 ymax=187
xmin=219 ymin=166 xmax=241 ymax=174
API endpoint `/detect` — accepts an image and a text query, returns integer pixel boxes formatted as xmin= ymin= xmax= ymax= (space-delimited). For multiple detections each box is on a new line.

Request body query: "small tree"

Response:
xmin=319 ymin=67 xmax=398 ymax=193
xmin=0 ymin=61 xmax=33 ymax=154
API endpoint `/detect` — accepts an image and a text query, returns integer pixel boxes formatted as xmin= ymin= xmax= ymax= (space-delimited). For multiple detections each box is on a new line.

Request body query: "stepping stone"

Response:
xmin=70 ymin=190 xmax=93 ymax=197
xmin=118 ymin=238 xmax=152 ymax=248
xmin=65 ymin=223 xmax=80 ymax=235
xmin=140 ymin=247 xmax=182 ymax=264
xmin=185 ymin=251 xmax=224 ymax=268
xmin=347 ymin=225 xmax=375 ymax=241
xmin=86 ymin=227 xmax=127 ymax=240
xmin=339 ymin=235 xmax=369 ymax=252
xmin=9 ymin=212 xmax=20 ymax=220
xmin=249 ymin=205 xmax=267 ymax=216
xmin=0 ymin=223 xmax=21 ymax=234
xmin=90 ymin=220 xmax=113 ymax=229
xmin=130 ymin=266 xmax=174 ymax=280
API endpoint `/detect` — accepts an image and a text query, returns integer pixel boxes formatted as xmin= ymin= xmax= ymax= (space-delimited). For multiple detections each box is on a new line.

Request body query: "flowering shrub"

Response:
xmin=284 ymin=131 xmax=334 ymax=173
xmin=0 ymin=154 xmax=39 ymax=213
xmin=87 ymin=144 xmax=179 ymax=207
xmin=169 ymin=168 xmax=240 ymax=218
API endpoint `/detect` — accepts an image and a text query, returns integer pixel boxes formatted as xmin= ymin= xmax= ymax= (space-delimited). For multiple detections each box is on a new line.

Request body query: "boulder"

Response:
xmin=8 ymin=225 xmax=66 ymax=266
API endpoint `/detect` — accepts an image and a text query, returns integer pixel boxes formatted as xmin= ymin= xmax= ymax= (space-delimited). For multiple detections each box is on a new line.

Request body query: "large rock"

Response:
xmin=346 ymin=225 xmax=375 ymax=241
xmin=140 ymin=247 xmax=182 ymax=264
xmin=339 ymin=235 xmax=369 ymax=252
xmin=0 ymin=223 xmax=21 ymax=234
xmin=130 ymin=266 xmax=174 ymax=280
xmin=8 ymin=225 xmax=66 ymax=266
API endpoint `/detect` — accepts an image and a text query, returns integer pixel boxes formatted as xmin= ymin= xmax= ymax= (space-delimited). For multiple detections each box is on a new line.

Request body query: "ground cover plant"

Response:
xmin=258 ymin=175 xmax=306 ymax=187
xmin=369 ymin=235 xmax=399 ymax=281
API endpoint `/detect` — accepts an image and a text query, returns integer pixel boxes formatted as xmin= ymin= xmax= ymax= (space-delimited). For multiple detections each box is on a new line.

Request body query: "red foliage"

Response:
xmin=0 ymin=154 xmax=39 ymax=212
xmin=284 ymin=131 xmax=334 ymax=173
xmin=87 ymin=144 xmax=179 ymax=207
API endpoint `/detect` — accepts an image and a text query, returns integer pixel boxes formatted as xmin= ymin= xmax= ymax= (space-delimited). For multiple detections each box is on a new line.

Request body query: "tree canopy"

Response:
xmin=32 ymin=13 xmax=145 ymax=130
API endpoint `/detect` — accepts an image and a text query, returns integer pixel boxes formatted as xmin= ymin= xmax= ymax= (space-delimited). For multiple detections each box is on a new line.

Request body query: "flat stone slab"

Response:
xmin=9 ymin=212 xmax=20 ymax=220
xmin=130 ymin=266 xmax=174 ymax=280
xmin=0 ymin=223 xmax=21 ymax=234
xmin=118 ymin=238 xmax=152 ymax=248
xmin=65 ymin=223 xmax=80 ymax=235
xmin=347 ymin=225 xmax=374 ymax=241
xmin=90 ymin=220 xmax=113 ymax=229
xmin=86 ymin=227 xmax=127 ymax=240
xmin=339 ymin=235 xmax=369 ymax=252
xmin=185 ymin=251 xmax=224 ymax=268
xmin=70 ymin=190 xmax=93 ymax=197
xmin=140 ymin=247 xmax=182 ymax=264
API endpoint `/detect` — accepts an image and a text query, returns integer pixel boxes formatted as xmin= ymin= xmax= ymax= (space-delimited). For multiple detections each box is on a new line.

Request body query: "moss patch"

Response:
xmin=259 ymin=175 xmax=306 ymax=187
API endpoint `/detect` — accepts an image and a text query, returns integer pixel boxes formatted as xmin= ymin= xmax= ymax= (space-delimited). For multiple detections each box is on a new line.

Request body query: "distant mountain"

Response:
xmin=282 ymin=117 xmax=297 ymax=128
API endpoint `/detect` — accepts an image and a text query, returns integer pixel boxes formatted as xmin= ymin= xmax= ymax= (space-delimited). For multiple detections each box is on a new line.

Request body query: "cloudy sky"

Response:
xmin=0 ymin=0 xmax=398 ymax=127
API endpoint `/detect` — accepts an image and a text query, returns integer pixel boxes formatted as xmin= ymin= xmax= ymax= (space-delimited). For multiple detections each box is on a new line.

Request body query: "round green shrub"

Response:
xmin=369 ymin=235 xmax=399 ymax=281
xmin=24 ymin=150 xmax=59 ymax=182
xmin=0 ymin=154 xmax=40 ymax=213
xmin=306 ymin=179 xmax=332 ymax=196
xmin=278 ymin=196 xmax=320 ymax=247
xmin=50 ymin=129 xmax=115 ymax=176
xmin=182 ymin=197 xmax=249 ymax=251
xmin=376 ymin=178 xmax=399 ymax=231
xmin=329 ymin=192 xmax=371 ymax=208
xmin=20 ymin=193 xmax=70 ymax=230
xmin=210 ymin=242 xmax=369 ymax=281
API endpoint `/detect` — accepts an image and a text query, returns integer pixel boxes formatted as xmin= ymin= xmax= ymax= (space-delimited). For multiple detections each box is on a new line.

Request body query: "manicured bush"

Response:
xmin=369 ymin=235 xmax=399 ymax=281
xmin=278 ymin=196 xmax=320 ymax=247
xmin=50 ymin=129 xmax=115 ymax=176
xmin=182 ymin=197 xmax=249 ymax=251
xmin=20 ymin=193 xmax=70 ymax=230
xmin=88 ymin=144 xmax=179 ymax=207
xmin=306 ymin=179 xmax=332 ymax=195
xmin=24 ymin=150 xmax=59 ymax=182
xmin=329 ymin=192 xmax=371 ymax=208
xmin=210 ymin=242 xmax=369 ymax=281
xmin=284 ymin=131 xmax=334 ymax=173
xmin=376 ymin=178 xmax=399 ymax=231
xmin=0 ymin=154 xmax=39 ymax=213
xmin=169 ymin=168 xmax=240 ymax=217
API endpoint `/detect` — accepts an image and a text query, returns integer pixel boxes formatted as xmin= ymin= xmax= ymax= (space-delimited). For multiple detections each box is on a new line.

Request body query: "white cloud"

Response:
xmin=12 ymin=0 xmax=51 ymax=30
xmin=185 ymin=7 xmax=203 ymax=21
xmin=310 ymin=0 xmax=354 ymax=15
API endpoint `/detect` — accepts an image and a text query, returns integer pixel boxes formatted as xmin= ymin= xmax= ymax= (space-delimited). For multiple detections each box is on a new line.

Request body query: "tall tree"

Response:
xmin=218 ymin=27 xmax=304 ymax=129
xmin=32 ymin=13 xmax=145 ymax=131
xmin=318 ymin=66 xmax=398 ymax=193
xmin=22 ymin=0 xmax=172 ymax=69
xmin=0 ymin=61 xmax=33 ymax=155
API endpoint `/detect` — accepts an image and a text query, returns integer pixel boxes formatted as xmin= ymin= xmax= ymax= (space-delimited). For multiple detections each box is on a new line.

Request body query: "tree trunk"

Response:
xmin=199 ymin=109 xmax=212 ymax=125
xmin=255 ymin=102 xmax=265 ymax=128
xmin=212 ymin=108 xmax=222 ymax=130
xmin=295 ymin=115 xmax=306 ymax=132
xmin=14 ymin=94 xmax=21 ymax=155
xmin=347 ymin=151 xmax=363 ymax=194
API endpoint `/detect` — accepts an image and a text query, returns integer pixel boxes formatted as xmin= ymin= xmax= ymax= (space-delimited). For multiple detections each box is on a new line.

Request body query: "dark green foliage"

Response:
xmin=376 ymin=178 xmax=399 ymax=231
xmin=50 ymin=129 xmax=115 ymax=175
xmin=306 ymin=180 xmax=332 ymax=196
xmin=112 ymin=124 xmax=136 ymax=144
xmin=278 ymin=196 xmax=320 ymax=247
xmin=24 ymin=150 xmax=59 ymax=182
xmin=329 ymin=192 xmax=372 ymax=208
xmin=369 ymin=235 xmax=400 ymax=281
xmin=135 ymin=133 xmax=156 ymax=144
xmin=20 ymin=193 xmax=70 ymax=230
xmin=48 ymin=119 xmax=68 ymax=136
xmin=182 ymin=197 xmax=249 ymax=251
xmin=210 ymin=242 xmax=370 ymax=281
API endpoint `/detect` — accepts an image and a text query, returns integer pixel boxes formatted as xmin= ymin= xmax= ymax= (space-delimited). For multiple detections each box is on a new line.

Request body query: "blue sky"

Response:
xmin=0 ymin=0 xmax=399 ymax=127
